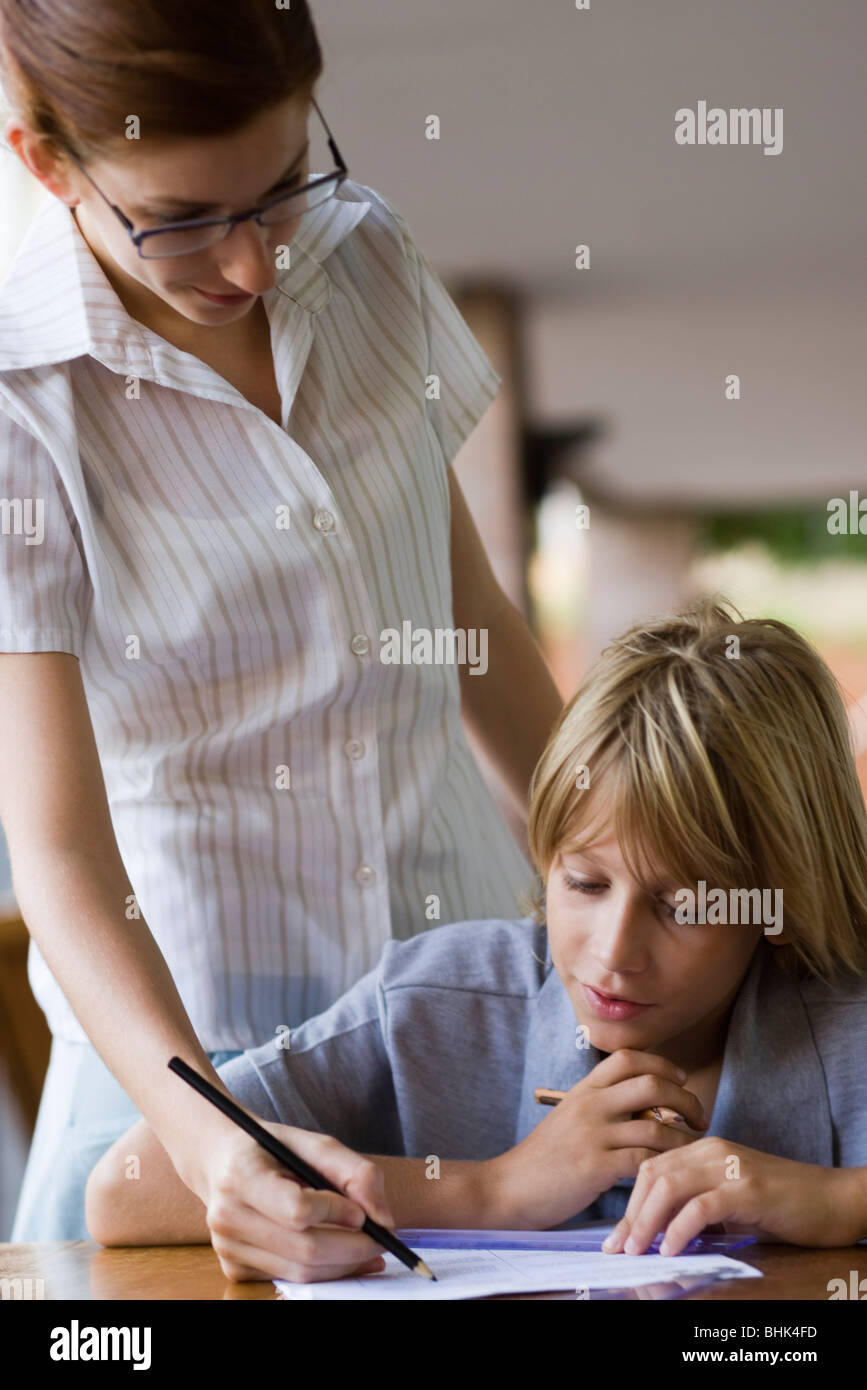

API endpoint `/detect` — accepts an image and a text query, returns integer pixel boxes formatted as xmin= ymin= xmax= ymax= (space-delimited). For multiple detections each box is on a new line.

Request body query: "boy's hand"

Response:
xmin=491 ymin=1049 xmax=710 ymax=1230
xmin=601 ymin=1143 xmax=861 ymax=1255
xmin=203 ymin=1121 xmax=394 ymax=1283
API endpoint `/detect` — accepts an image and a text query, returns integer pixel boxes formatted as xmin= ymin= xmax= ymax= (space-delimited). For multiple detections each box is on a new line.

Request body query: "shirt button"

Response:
xmin=344 ymin=738 xmax=366 ymax=760
xmin=313 ymin=508 xmax=335 ymax=533
xmin=350 ymin=633 xmax=370 ymax=656
xmin=354 ymin=864 xmax=377 ymax=886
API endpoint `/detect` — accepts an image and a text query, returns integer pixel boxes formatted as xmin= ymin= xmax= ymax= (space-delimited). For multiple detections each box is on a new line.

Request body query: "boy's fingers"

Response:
xmin=598 ymin=1075 xmax=707 ymax=1134
xmin=646 ymin=1085 xmax=708 ymax=1134
xmin=619 ymin=1120 xmax=697 ymax=1153
xmin=590 ymin=1050 xmax=688 ymax=1087
xmin=548 ymin=1053 xmax=687 ymax=1109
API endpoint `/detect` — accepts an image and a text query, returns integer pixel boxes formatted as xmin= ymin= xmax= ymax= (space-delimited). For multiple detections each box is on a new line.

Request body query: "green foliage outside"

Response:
xmin=699 ymin=508 xmax=867 ymax=566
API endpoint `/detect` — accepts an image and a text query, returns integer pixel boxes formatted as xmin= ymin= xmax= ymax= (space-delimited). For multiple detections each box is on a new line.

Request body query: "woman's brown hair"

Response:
xmin=0 ymin=0 xmax=322 ymax=163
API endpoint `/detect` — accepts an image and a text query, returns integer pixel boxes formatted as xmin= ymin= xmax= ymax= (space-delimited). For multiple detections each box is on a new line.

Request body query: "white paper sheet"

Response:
xmin=275 ymin=1245 xmax=762 ymax=1301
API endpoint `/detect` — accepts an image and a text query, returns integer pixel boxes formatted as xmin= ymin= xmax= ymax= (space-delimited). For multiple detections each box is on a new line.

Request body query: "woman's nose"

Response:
xmin=214 ymin=220 xmax=279 ymax=294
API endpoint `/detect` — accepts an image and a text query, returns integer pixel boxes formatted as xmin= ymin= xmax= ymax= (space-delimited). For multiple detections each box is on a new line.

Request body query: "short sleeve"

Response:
xmin=215 ymin=963 xmax=405 ymax=1155
xmin=0 ymin=410 xmax=89 ymax=656
xmin=214 ymin=1053 xmax=282 ymax=1123
xmin=384 ymin=199 xmax=503 ymax=467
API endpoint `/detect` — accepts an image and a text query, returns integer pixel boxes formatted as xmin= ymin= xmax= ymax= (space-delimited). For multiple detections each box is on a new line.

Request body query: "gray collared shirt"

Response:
xmin=217 ymin=916 xmax=867 ymax=1226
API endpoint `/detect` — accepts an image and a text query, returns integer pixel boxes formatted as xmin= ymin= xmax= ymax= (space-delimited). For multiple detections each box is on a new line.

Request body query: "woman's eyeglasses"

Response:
xmin=61 ymin=97 xmax=349 ymax=260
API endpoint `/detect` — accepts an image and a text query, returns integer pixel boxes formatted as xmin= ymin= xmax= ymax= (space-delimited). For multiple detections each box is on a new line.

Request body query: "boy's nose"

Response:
xmin=596 ymin=897 xmax=650 ymax=965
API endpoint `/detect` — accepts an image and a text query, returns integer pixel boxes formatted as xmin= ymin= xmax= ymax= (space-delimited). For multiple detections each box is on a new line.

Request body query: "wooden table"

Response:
xmin=2 ymin=1239 xmax=865 ymax=1299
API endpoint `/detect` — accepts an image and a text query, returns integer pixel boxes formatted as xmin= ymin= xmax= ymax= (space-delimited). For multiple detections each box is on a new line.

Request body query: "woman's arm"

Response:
xmin=0 ymin=654 xmax=236 ymax=1188
xmin=0 ymin=653 xmax=389 ymax=1280
xmin=448 ymin=470 xmax=563 ymax=817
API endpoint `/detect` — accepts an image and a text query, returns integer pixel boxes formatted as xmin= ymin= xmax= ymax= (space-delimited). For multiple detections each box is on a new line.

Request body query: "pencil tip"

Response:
xmin=417 ymin=1259 xmax=436 ymax=1281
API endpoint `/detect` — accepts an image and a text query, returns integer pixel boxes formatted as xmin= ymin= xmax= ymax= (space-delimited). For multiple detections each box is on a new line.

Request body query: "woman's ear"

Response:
xmin=4 ymin=120 xmax=80 ymax=204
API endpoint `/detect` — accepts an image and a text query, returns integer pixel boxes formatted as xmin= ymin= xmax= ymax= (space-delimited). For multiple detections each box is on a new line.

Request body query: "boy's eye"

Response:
xmin=562 ymin=873 xmax=605 ymax=895
xmin=562 ymin=872 xmax=683 ymax=920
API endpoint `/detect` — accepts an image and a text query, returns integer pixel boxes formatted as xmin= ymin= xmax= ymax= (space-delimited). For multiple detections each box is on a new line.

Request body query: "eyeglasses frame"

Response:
xmin=60 ymin=96 xmax=348 ymax=258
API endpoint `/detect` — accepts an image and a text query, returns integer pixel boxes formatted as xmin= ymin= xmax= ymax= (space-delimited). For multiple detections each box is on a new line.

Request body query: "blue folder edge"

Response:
xmin=395 ymin=1227 xmax=757 ymax=1255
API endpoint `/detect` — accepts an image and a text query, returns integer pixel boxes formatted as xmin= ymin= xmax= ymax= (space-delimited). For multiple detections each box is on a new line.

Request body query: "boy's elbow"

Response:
xmin=84 ymin=1119 xmax=211 ymax=1247
xmin=85 ymin=1152 xmax=133 ymax=1246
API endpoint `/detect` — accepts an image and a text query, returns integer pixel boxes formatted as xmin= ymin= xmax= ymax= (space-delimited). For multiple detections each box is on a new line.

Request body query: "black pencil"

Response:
xmin=168 ymin=1056 xmax=436 ymax=1281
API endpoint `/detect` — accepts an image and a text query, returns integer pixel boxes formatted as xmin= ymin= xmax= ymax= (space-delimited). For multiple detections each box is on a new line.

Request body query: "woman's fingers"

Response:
xmin=204 ymin=1127 xmax=397 ymax=1282
xmin=208 ymin=1183 xmax=381 ymax=1253
xmin=264 ymin=1127 xmax=395 ymax=1226
xmin=213 ymin=1157 xmax=368 ymax=1235
xmin=213 ymin=1225 xmax=388 ymax=1283
xmin=213 ymin=1127 xmax=394 ymax=1235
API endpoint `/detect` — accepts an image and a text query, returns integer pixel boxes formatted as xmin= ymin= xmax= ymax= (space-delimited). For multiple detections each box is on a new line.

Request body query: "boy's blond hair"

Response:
xmin=525 ymin=597 xmax=867 ymax=987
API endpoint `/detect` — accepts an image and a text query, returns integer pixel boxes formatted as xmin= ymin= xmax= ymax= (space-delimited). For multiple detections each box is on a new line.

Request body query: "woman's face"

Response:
xmin=12 ymin=93 xmax=312 ymax=331
xmin=544 ymin=825 xmax=766 ymax=1071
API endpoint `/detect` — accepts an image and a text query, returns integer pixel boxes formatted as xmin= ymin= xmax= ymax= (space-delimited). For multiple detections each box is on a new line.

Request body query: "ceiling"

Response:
xmin=2 ymin=1 xmax=861 ymax=503
xmin=314 ymin=0 xmax=867 ymax=299
xmin=314 ymin=1 xmax=866 ymax=504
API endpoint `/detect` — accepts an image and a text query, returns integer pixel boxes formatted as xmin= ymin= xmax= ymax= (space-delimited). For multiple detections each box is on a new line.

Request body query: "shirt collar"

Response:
xmin=0 ymin=178 xmax=371 ymax=376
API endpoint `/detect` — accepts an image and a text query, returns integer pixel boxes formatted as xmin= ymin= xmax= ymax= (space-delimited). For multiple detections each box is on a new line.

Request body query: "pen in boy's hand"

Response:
xmin=534 ymin=1086 xmax=698 ymax=1130
xmin=168 ymin=1056 xmax=436 ymax=1281
xmin=533 ymin=1084 xmax=725 ymax=1236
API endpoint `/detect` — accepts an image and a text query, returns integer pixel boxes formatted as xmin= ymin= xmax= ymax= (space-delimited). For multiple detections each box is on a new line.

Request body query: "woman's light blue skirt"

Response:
xmin=12 ymin=1037 xmax=241 ymax=1242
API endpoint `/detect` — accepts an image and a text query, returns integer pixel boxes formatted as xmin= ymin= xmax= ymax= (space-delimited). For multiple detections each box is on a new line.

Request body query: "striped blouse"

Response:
xmin=0 ymin=178 xmax=535 ymax=1049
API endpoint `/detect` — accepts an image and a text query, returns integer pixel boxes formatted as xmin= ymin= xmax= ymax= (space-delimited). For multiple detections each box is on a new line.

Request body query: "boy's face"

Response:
xmin=545 ymin=829 xmax=765 ymax=1070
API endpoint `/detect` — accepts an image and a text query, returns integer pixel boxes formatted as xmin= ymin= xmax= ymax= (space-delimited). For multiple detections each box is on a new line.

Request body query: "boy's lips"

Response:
xmin=585 ymin=982 xmax=651 ymax=1005
xmin=581 ymin=983 xmax=654 ymax=1020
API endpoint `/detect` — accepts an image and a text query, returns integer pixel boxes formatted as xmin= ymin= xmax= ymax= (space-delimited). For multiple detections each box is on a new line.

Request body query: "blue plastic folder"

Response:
xmin=394 ymin=1227 xmax=759 ymax=1300
xmin=396 ymin=1227 xmax=757 ymax=1254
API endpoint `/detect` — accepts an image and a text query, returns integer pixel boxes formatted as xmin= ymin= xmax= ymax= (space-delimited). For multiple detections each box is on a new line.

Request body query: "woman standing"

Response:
xmin=0 ymin=0 xmax=562 ymax=1256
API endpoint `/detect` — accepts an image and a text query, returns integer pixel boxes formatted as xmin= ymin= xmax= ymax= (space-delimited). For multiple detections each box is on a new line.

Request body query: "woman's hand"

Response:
xmin=200 ymin=1121 xmax=395 ymax=1283
xmin=87 ymin=1107 xmax=395 ymax=1284
xmin=601 ymin=1142 xmax=860 ymax=1255
xmin=491 ymin=1049 xmax=710 ymax=1230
